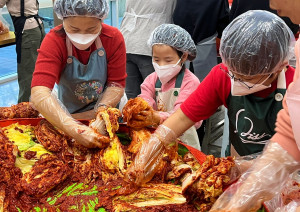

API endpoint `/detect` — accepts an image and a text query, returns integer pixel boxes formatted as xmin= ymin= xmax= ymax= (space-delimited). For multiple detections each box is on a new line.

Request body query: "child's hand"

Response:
xmin=133 ymin=110 xmax=161 ymax=126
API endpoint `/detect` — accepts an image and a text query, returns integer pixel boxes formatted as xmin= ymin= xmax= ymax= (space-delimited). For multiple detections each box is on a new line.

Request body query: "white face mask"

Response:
xmin=153 ymin=59 xmax=182 ymax=84
xmin=230 ymin=72 xmax=272 ymax=96
xmin=65 ymin=31 xmax=100 ymax=50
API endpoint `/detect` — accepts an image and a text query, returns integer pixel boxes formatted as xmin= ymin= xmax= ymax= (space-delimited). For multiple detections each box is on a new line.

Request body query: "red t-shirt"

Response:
xmin=31 ymin=24 xmax=127 ymax=89
xmin=181 ymin=63 xmax=295 ymax=122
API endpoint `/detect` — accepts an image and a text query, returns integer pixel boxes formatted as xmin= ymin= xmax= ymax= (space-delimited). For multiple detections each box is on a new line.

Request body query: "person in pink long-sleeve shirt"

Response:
xmin=272 ymin=37 xmax=300 ymax=161
xmin=136 ymin=24 xmax=202 ymax=150
xmin=140 ymin=69 xmax=201 ymax=126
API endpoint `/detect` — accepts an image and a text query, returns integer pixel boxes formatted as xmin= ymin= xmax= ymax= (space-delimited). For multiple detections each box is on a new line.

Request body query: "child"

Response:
xmin=126 ymin=10 xmax=296 ymax=185
xmin=136 ymin=24 xmax=202 ymax=150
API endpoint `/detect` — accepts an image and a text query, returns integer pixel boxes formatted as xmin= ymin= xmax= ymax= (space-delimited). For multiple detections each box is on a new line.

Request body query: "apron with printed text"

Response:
xmin=58 ymin=37 xmax=107 ymax=114
xmin=155 ymin=71 xmax=201 ymax=150
xmin=227 ymin=70 xmax=286 ymax=156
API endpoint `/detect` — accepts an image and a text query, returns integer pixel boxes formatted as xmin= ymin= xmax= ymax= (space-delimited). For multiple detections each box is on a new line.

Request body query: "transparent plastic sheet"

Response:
xmin=94 ymin=82 xmax=125 ymax=111
xmin=264 ymin=192 xmax=283 ymax=212
xmin=0 ymin=8 xmax=9 ymax=34
xmin=228 ymin=151 xmax=262 ymax=184
xmin=53 ymin=0 xmax=109 ymax=20
xmin=274 ymin=201 xmax=300 ymax=212
xmin=125 ymin=124 xmax=176 ymax=185
xmin=264 ymin=170 xmax=300 ymax=212
xmin=210 ymin=142 xmax=300 ymax=212
xmin=30 ymin=86 xmax=110 ymax=148
xmin=220 ymin=10 xmax=295 ymax=76
xmin=147 ymin=24 xmax=197 ymax=61
xmin=266 ymin=197 xmax=300 ymax=212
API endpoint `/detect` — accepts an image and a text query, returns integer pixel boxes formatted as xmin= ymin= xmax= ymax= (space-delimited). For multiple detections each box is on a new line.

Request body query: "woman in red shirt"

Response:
xmin=209 ymin=1 xmax=300 ymax=211
xmin=30 ymin=0 xmax=126 ymax=148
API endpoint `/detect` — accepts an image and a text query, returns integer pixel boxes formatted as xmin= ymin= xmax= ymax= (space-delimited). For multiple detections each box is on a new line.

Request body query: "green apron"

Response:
xmin=227 ymin=70 xmax=286 ymax=156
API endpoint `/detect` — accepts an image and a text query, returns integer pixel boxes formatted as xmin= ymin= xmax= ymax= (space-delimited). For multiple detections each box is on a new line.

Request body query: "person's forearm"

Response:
xmin=211 ymin=142 xmax=300 ymax=212
xmin=71 ymin=110 xmax=95 ymax=120
xmin=162 ymin=108 xmax=195 ymax=138
xmin=97 ymin=86 xmax=124 ymax=108
xmin=271 ymin=98 xmax=300 ymax=161
xmin=31 ymin=86 xmax=76 ymax=134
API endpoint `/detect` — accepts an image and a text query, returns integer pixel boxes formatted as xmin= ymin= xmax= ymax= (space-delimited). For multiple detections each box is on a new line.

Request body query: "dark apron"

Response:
xmin=58 ymin=36 xmax=107 ymax=114
xmin=226 ymin=70 xmax=286 ymax=156
xmin=10 ymin=0 xmax=43 ymax=63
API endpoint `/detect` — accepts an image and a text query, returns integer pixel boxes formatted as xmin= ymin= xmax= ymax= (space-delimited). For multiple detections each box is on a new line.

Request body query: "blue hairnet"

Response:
xmin=54 ymin=0 xmax=109 ymax=20
xmin=148 ymin=24 xmax=197 ymax=61
xmin=220 ymin=10 xmax=295 ymax=76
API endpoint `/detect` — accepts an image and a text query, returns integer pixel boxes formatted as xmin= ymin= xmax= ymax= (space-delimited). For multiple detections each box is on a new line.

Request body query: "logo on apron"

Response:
xmin=235 ymin=109 xmax=271 ymax=144
xmin=74 ymin=81 xmax=103 ymax=104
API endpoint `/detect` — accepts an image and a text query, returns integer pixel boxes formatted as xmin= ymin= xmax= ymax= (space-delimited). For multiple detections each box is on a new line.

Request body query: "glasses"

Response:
xmin=220 ymin=66 xmax=270 ymax=89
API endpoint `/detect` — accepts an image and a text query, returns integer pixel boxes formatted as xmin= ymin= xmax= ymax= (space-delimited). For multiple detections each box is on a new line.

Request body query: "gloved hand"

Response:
xmin=125 ymin=124 xmax=177 ymax=185
xmin=227 ymin=152 xmax=261 ymax=184
xmin=123 ymin=97 xmax=161 ymax=128
xmin=31 ymin=86 xmax=109 ymax=148
xmin=274 ymin=201 xmax=300 ymax=212
xmin=133 ymin=110 xmax=161 ymax=127
xmin=68 ymin=123 xmax=110 ymax=148
xmin=210 ymin=142 xmax=300 ymax=212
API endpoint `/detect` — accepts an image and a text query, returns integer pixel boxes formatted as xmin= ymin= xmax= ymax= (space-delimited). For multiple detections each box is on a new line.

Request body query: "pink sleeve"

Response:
xmin=180 ymin=64 xmax=231 ymax=122
xmin=139 ymin=73 xmax=158 ymax=109
xmin=271 ymin=40 xmax=300 ymax=161
xmin=271 ymin=98 xmax=300 ymax=161
xmin=157 ymin=70 xmax=203 ymax=128
xmin=293 ymin=40 xmax=300 ymax=82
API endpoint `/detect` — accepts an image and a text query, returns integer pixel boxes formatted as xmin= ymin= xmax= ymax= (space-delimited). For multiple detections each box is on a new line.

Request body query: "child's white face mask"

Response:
xmin=153 ymin=58 xmax=182 ymax=85
xmin=230 ymin=72 xmax=272 ymax=96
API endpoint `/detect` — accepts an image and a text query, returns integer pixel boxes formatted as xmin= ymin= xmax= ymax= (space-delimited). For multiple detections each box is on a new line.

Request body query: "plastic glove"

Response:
xmin=31 ymin=86 xmax=110 ymax=148
xmin=67 ymin=122 xmax=109 ymax=148
xmin=279 ymin=204 xmax=300 ymax=212
xmin=94 ymin=82 xmax=124 ymax=110
xmin=264 ymin=169 xmax=300 ymax=211
xmin=210 ymin=142 xmax=300 ymax=212
xmin=122 ymin=97 xmax=160 ymax=128
xmin=274 ymin=201 xmax=300 ymax=212
xmin=125 ymin=124 xmax=177 ymax=185
xmin=227 ymin=152 xmax=261 ymax=184
xmin=133 ymin=110 xmax=161 ymax=126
